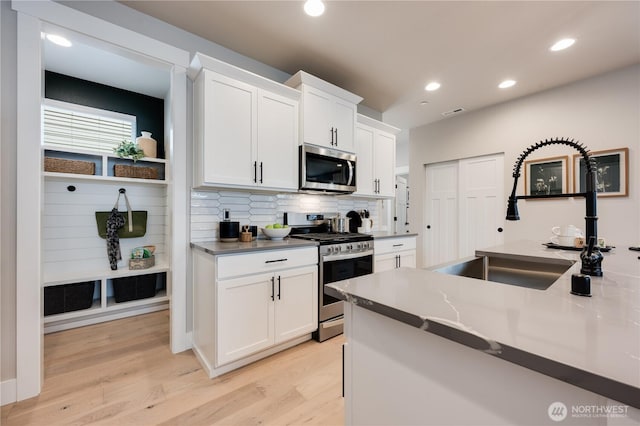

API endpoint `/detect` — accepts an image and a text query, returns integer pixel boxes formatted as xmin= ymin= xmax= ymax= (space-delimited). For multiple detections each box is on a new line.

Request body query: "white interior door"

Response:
xmin=424 ymin=162 xmax=458 ymax=267
xmin=458 ymin=154 xmax=505 ymax=257
xmin=424 ymin=153 xmax=505 ymax=268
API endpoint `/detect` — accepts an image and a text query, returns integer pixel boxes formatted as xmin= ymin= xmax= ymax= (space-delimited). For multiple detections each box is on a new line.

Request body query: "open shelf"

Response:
xmin=43 ymin=145 xmax=167 ymax=183
xmin=43 ymin=258 xmax=170 ymax=287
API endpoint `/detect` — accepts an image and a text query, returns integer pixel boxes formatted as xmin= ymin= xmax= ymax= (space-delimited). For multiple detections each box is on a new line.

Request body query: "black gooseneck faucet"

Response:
xmin=506 ymin=137 xmax=603 ymax=276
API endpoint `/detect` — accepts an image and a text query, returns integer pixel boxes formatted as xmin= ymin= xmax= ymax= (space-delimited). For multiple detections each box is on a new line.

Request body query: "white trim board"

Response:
xmin=11 ymin=0 xmax=189 ymax=68
xmin=1 ymin=379 xmax=17 ymax=406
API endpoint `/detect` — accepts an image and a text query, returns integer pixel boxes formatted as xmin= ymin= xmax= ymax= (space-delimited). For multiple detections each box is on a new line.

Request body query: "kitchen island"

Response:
xmin=327 ymin=241 xmax=639 ymax=425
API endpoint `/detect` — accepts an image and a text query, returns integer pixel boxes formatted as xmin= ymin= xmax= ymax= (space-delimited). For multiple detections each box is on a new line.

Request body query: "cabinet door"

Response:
xmin=257 ymin=90 xmax=298 ymax=190
xmin=374 ymin=131 xmax=396 ymax=197
xmin=202 ymin=71 xmax=257 ymax=186
xmin=274 ymin=266 xmax=318 ymax=344
xmin=374 ymin=253 xmax=399 ymax=273
xmin=301 ymin=86 xmax=333 ymax=147
xmin=216 ymin=273 xmax=274 ymax=366
xmin=354 ymin=125 xmax=375 ymax=196
xmin=332 ymin=97 xmax=357 ymax=153
xmin=399 ymin=250 xmax=416 ymax=269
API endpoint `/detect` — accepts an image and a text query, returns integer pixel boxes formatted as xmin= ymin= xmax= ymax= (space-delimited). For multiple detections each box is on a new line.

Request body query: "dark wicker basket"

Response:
xmin=44 ymin=157 xmax=96 ymax=175
xmin=114 ymin=164 xmax=158 ymax=180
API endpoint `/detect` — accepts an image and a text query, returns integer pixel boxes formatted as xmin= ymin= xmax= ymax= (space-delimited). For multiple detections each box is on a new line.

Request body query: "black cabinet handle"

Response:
xmin=335 ymin=128 xmax=338 ymax=145
xmin=260 ymin=162 xmax=263 ymax=184
xmin=265 ymin=258 xmax=288 ymax=263
xmin=426 ymin=225 xmax=431 ymax=229
xmin=330 ymin=127 xmax=335 ymax=145
xmin=399 ymin=255 xmax=401 ymax=268
xmin=253 ymin=161 xmax=257 ymax=183
xmin=270 ymin=276 xmax=275 ymax=301
xmin=392 ymin=244 xmax=404 ymax=247
xmin=277 ymin=275 xmax=281 ymax=300
xmin=497 ymin=227 xmax=503 ymax=233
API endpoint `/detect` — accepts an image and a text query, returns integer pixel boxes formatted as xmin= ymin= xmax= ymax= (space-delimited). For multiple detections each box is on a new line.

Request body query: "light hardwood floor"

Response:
xmin=1 ymin=311 xmax=345 ymax=425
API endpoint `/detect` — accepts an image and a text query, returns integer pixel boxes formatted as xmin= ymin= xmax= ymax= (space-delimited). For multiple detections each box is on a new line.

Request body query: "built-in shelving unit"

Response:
xmin=41 ymin=107 xmax=171 ymax=333
xmin=43 ymin=145 xmax=168 ymax=184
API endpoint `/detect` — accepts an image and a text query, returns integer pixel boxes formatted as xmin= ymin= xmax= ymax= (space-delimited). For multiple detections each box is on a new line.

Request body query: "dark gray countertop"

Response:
xmin=326 ymin=240 xmax=640 ymax=408
xmin=191 ymin=238 xmax=318 ymax=255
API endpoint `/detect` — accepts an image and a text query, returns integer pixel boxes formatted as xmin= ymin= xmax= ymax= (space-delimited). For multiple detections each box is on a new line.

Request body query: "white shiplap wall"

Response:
xmin=43 ymin=179 xmax=167 ymax=282
xmin=191 ymin=190 xmax=382 ymax=242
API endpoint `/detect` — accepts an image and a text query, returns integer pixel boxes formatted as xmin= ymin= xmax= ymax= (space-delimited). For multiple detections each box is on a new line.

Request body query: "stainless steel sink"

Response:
xmin=430 ymin=254 xmax=575 ymax=290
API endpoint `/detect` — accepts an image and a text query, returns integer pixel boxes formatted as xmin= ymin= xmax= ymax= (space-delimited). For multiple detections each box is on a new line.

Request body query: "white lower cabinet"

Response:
xmin=374 ymin=236 xmax=417 ymax=273
xmin=193 ymin=246 xmax=318 ymax=378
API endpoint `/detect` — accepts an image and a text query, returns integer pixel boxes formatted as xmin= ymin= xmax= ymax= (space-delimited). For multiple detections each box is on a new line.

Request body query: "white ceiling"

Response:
xmin=115 ymin=0 xmax=640 ymax=130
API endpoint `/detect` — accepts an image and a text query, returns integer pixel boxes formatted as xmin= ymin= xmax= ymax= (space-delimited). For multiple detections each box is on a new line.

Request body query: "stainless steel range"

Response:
xmin=288 ymin=214 xmax=374 ymax=341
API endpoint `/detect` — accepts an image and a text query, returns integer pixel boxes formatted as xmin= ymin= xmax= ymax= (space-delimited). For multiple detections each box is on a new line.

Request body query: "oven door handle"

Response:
xmin=322 ymin=249 xmax=374 ymax=262
xmin=322 ymin=317 xmax=344 ymax=328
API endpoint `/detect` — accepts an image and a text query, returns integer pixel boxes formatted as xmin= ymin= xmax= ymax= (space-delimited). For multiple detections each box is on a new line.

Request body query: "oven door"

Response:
xmin=320 ymin=251 xmax=373 ymax=321
xmin=300 ymin=144 xmax=356 ymax=193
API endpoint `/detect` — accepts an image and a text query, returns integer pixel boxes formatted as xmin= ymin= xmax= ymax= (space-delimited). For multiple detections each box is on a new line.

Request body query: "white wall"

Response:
xmin=409 ymin=64 xmax=640 ymax=268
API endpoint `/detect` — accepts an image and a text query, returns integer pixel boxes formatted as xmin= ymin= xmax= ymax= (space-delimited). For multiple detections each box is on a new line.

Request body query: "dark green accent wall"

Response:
xmin=44 ymin=71 xmax=165 ymax=159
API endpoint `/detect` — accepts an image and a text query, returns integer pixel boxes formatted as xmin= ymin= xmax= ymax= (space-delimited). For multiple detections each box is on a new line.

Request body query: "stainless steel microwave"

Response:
xmin=299 ymin=144 xmax=356 ymax=193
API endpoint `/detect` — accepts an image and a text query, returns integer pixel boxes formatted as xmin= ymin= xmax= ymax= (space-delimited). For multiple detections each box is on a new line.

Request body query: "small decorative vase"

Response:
xmin=136 ymin=131 xmax=157 ymax=158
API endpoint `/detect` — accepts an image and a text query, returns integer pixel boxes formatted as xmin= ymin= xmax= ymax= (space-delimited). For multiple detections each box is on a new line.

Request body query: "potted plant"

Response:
xmin=114 ymin=139 xmax=145 ymax=162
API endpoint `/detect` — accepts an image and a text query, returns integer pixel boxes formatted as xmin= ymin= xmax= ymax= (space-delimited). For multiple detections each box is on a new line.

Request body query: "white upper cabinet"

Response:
xmin=355 ymin=114 xmax=400 ymax=198
xmin=191 ymin=53 xmax=299 ymax=191
xmin=257 ymin=90 xmax=298 ymax=190
xmin=196 ymin=71 xmax=257 ymax=187
xmin=286 ymin=71 xmax=362 ymax=153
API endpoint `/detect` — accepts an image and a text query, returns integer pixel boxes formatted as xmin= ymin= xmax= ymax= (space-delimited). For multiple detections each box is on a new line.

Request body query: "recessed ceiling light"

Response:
xmin=425 ymin=82 xmax=441 ymax=92
xmin=304 ymin=0 xmax=325 ymax=17
xmin=550 ymin=38 xmax=576 ymax=52
xmin=45 ymin=34 xmax=72 ymax=47
xmin=498 ymin=79 xmax=516 ymax=89
xmin=420 ymin=101 xmax=429 ymax=106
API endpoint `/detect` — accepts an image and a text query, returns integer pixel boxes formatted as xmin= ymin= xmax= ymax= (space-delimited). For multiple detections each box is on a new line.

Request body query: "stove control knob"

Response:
xmin=326 ymin=247 xmax=333 ymax=254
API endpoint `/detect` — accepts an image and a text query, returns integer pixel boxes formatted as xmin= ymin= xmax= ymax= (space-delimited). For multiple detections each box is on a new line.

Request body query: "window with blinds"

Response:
xmin=43 ymin=99 xmax=136 ymax=153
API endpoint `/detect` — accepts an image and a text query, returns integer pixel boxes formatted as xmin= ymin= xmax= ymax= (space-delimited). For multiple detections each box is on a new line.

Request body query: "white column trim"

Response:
xmin=16 ymin=11 xmax=43 ymax=401
xmin=1 ymin=379 xmax=17 ymax=406
xmin=169 ymin=65 xmax=190 ymax=353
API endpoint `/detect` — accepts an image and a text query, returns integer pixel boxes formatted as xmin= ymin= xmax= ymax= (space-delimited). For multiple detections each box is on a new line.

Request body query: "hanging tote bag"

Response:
xmin=95 ymin=188 xmax=147 ymax=239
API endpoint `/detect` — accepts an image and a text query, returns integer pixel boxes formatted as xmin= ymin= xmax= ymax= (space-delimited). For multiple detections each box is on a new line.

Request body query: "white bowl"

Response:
xmin=261 ymin=227 xmax=291 ymax=240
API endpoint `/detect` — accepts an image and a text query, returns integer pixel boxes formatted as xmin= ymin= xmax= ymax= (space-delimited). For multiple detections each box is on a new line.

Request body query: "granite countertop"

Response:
xmin=369 ymin=231 xmax=418 ymax=239
xmin=191 ymin=238 xmax=318 ymax=255
xmin=326 ymin=240 xmax=640 ymax=408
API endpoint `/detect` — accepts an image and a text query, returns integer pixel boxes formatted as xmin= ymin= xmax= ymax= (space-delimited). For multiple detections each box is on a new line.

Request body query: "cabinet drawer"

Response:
xmin=374 ymin=237 xmax=416 ymax=255
xmin=217 ymin=247 xmax=318 ymax=280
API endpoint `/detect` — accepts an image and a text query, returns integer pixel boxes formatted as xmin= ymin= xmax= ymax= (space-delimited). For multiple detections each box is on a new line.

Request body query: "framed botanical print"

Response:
xmin=524 ymin=156 xmax=569 ymax=197
xmin=573 ymin=148 xmax=628 ymax=197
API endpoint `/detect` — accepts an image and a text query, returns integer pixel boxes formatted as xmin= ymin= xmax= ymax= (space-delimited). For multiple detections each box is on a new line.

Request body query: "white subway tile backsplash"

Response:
xmin=190 ymin=189 xmax=382 ymax=241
